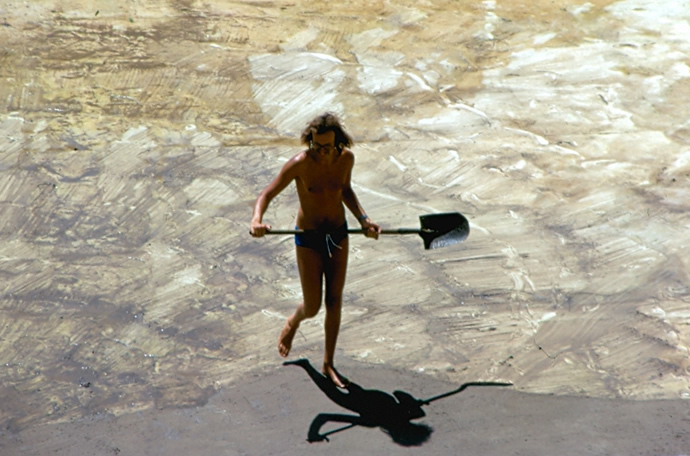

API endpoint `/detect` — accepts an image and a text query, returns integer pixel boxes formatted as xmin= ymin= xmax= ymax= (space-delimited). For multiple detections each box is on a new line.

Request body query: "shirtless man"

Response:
xmin=250 ymin=113 xmax=381 ymax=388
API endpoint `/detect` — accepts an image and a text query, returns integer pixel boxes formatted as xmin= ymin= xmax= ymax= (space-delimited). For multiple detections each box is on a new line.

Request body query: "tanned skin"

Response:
xmin=251 ymin=123 xmax=380 ymax=388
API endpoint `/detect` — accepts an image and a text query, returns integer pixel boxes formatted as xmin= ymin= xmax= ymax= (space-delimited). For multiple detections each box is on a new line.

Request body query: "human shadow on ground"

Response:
xmin=284 ymin=358 xmax=512 ymax=446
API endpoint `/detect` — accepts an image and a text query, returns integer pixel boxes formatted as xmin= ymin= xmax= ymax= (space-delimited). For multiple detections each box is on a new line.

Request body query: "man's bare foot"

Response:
xmin=322 ymin=363 xmax=350 ymax=388
xmin=278 ymin=318 xmax=298 ymax=358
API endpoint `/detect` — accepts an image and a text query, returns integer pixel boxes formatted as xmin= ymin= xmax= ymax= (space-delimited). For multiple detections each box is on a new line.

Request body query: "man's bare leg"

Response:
xmin=279 ymin=246 xmax=324 ymax=358
xmin=323 ymin=238 xmax=349 ymax=387
xmin=323 ymin=303 xmax=349 ymax=387
xmin=278 ymin=314 xmax=299 ymax=358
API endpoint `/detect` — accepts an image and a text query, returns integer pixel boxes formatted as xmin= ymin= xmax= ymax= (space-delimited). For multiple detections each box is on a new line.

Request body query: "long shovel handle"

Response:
xmin=262 ymin=228 xmax=424 ymax=235
xmin=252 ymin=212 xmax=469 ymax=250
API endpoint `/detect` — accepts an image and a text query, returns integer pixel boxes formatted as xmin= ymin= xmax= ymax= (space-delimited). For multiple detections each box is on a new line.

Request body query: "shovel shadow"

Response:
xmin=284 ymin=358 xmax=512 ymax=446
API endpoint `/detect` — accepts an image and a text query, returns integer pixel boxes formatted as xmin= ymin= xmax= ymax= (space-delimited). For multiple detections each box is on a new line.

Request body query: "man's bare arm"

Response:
xmin=341 ymin=152 xmax=380 ymax=237
xmin=251 ymin=156 xmax=300 ymax=236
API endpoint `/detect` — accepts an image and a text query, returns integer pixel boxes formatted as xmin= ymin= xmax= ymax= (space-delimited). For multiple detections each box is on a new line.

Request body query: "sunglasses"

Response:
xmin=310 ymin=140 xmax=337 ymax=153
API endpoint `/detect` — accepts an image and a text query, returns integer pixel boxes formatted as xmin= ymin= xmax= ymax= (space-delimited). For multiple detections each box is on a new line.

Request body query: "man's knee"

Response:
xmin=325 ymin=296 xmax=342 ymax=310
xmin=302 ymin=301 xmax=321 ymax=318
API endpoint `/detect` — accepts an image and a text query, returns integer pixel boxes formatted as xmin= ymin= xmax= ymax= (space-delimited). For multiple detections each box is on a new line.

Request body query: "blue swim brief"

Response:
xmin=294 ymin=223 xmax=348 ymax=258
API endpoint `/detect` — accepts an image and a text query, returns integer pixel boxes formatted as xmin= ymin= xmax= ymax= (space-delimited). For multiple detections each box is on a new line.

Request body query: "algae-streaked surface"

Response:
xmin=0 ymin=0 xmax=688 ymax=432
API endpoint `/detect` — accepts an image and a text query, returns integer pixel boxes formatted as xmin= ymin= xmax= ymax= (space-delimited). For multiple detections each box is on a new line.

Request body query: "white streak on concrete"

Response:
xmin=388 ymin=155 xmax=407 ymax=172
xmin=249 ymin=52 xmax=345 ymax=134
xmin=504 ymin=127 xmax=549 ymax=146
xmin=406 ymin=72 xmax=433 ymax=91
xmin=351 ymin=182 xmax=404 ymax=202
xmin=533 ymin=33 xmax=557 ymax=45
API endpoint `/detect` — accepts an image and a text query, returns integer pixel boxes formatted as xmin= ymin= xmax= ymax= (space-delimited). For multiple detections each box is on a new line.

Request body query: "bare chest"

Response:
xmin=299 ymin=170 xmax=346 ymax=194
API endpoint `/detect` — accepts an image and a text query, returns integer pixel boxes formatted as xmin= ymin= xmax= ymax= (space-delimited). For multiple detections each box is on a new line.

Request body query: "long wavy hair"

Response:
xmin=300 ymin=112 xmax=353 ymax=153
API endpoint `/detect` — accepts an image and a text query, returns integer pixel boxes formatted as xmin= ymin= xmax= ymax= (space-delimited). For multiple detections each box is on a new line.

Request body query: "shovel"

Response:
xmin=263 ymin=212 xmax=469 ymax=250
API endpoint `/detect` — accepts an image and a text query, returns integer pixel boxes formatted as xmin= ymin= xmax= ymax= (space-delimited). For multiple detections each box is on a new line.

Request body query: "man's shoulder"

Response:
xmin=274 ymin=151 xmax=308 ymax=181
xmin=286 ymin=150 xmax=309 ymax=167
xmin=340 ymin=148 xmax=355 ymax=163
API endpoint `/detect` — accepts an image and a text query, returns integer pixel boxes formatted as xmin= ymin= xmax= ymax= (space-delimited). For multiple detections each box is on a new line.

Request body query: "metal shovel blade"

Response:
xmin=419 ymin=212 xmax=470 ymax=250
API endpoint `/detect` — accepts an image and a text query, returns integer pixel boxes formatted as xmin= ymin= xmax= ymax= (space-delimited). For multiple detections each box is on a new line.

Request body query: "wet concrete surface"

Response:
xmin=0 ymin=0 xmax=689 ymax=446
